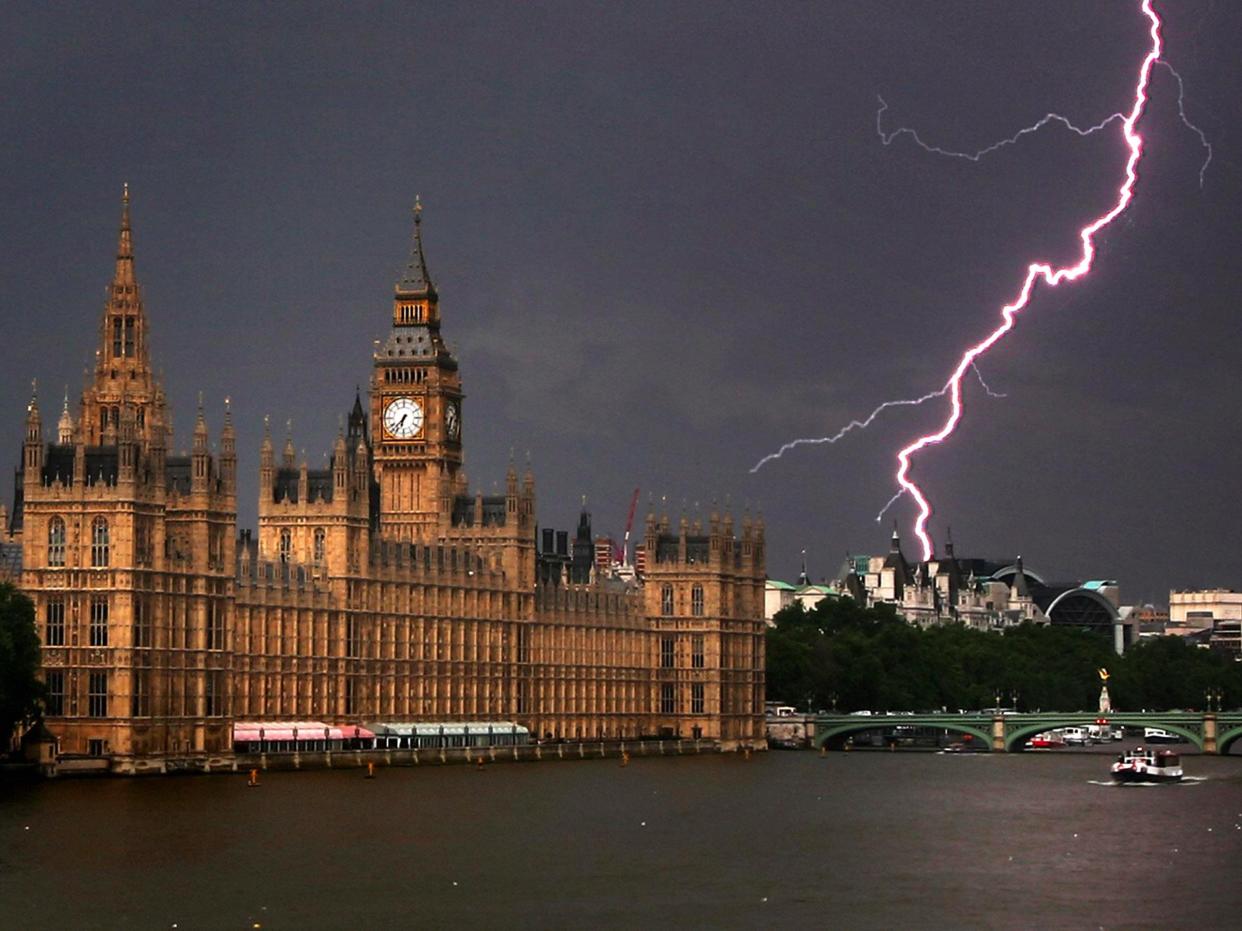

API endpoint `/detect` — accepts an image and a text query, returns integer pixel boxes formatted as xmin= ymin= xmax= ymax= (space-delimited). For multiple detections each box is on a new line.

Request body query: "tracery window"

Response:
xmin=133 ymin=595 xmax=151 ymax=648
xmin=279 ymin=529 xmax=291 ymax=563
xmin=90 ymin=596 xmax=109 ymax=646
xmin=131 ymin=670 xmax=150 ymax=717
xmin=47 ymin=517 xmax=66 ymax=567
xmin=313 ymin=528 xmax=326 ymax=563
xmin=205 ymin=671 xmax=223 ymax=716
xmin=45 ymin=597 xmax=65 ymax=646
xmin=91 ymin=517 xmax=110 ymax=567
xmin=661 ymin=584 xmax=674 ymax=616
xmin=691 ymin=584 xmax=704 ymax=617
xmin=88 ymin=672 xmax=108 ymax=717
xmin=45 ymin=670 xmax=65 ymax=716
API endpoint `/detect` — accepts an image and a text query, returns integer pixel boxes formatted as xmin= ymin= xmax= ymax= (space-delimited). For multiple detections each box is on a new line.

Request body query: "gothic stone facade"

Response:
xmin=10 ymin=191 xmax=766 ymax=766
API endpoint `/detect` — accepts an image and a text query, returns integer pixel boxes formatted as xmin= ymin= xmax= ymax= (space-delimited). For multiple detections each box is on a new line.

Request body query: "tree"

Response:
xmin=0 ymin=583 xmax=44 ymax=754
xmin=765 ymin=594 xmax=1242 ymax=715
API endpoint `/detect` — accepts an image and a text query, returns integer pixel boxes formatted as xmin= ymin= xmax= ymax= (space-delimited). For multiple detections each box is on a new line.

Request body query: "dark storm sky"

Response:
xmin=3 ymin=1 xmax=1239 ymax=603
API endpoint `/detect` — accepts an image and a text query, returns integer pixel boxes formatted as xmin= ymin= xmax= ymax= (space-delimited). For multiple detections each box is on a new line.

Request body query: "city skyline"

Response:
xmin=3 ymin=1 xmax=1240 ymax=601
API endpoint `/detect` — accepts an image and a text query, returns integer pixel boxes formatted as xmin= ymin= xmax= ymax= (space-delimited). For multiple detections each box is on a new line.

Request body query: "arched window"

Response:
xmin=313 ymin=528 xmax=326 ymax=563
xmin=279 ymin=529 xmax=292 ymax=563
xmin=48 ymin=517 xmax=66 ymax=567
xmin=661 ymin=584 xmax=674 ymax=616
xmin=691 ymin=584 xmax=704 ymax=617
xmin=91 ymin=517 xmax=110 ymax=567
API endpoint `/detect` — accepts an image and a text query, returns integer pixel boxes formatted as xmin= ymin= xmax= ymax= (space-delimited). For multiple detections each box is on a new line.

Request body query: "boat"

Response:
xmin=1143 ymin=727 xmax=1181 ymax=744
xmin=1025 ymin=731 xmax=1066 ymax=749
xmin=1062 ymin=726 xmax=1092 ymax=746
xmin=1110 ymin=747 xmax=1183 ymax=784
xmin=767 ymin=736 xmax=805 ymax=750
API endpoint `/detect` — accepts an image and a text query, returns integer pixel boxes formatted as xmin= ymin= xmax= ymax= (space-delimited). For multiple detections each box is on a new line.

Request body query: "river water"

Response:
xmin=2 ymin=747 xmax=1240 ymax=929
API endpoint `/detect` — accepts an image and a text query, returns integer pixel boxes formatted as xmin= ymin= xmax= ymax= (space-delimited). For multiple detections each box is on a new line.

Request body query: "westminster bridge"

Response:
xmin=812 ymin=711 xmax=1242 ymax=754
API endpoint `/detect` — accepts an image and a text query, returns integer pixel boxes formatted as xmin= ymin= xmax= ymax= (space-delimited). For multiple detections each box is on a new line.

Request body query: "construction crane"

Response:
xmin=616 ymin=487 xmax=640 ymax=567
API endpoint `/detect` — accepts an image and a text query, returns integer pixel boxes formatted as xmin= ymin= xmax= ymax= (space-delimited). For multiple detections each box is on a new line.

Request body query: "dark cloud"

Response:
xmin=1 ymin=1 xmax=1238 ymax=604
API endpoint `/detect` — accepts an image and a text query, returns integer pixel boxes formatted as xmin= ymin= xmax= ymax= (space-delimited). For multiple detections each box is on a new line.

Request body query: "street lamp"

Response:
xmin=1204 ymin=687 xmax=1223 ymax=712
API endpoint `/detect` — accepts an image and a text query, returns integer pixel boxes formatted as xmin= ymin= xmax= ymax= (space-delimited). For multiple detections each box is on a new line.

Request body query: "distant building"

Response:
xmin=1130 ymin=604 xmax=1170 ymax=636
xmin=764 ymin=579 xmax=795 ymax=621
xmin=763 ymin=578 xmax=843 ymax=622
xmin=835 ymin=528 xmax=1138 ymax=653
xmin=1168 ymin=590 xmax=1242 ymax=656
xmin=794 ymin=584 xmax=837 ymax=612
xmin=594 ymin=536 xmax=614 ymax=575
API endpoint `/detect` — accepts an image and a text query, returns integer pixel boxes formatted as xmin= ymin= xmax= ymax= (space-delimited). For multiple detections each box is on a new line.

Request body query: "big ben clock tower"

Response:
xmin=371 ymin=199 xmax=464 ymax=542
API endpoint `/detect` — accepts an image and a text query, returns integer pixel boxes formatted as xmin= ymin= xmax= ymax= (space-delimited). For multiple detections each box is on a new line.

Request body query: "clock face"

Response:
xmin=445 ymin=400 xmax=460 ymax=442
xmin=383 ymin=397 xmax=423 ymax=439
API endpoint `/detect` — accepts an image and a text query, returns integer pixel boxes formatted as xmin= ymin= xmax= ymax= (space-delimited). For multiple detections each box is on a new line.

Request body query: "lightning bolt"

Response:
xmin=753 ymin=1 xmax=1212 ymax=560
xmin=748 ymin=364 xmax=1002 ymax=474
xmin=876 ymin=95 xmax=1125 ymax=163
xmin=1153 ymin=60 xmax=1213 ymax=188
xmin=877 ymin=64 xmax=1209 ymax=187
xmin=895 ymin=0 xmax=1165 ymax=561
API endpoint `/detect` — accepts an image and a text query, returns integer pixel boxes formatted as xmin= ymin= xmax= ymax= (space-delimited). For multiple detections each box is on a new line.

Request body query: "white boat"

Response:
xmin=1062 ymin=727 xmax=1092 ymax=746
xmin=1110 ymin=747 xmax=1183 ymax=783
xmin=1143 ymin=727 xmax=1181 ymax=744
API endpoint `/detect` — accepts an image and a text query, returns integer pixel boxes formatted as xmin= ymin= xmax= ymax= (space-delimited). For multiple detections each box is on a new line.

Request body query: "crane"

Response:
xmin=617 ymin=487 xmax=640 ymax=567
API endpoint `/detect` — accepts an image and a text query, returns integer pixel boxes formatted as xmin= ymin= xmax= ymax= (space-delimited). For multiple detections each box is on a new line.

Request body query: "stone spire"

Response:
xmin=114 ymin=182 xmax=135 ymax=287
xmin=58 ymin=387 xmax=74 ymax=445
xmin=84 ymin=184 xmax=161 ymax=444
xmin=191 ymin=394 xmax=210 ymax=492
xmin=23 ymin=380 xmax=43 ymax=478
xmin=260 ymin=414 xmax=274 ymax=490
xmin=101 ymin=182 xmax=147 ymax=365
xmin=25 ymin=381 xmax=40 ymax=441
xmin=219 ymin=397 xmax=236 ymax=493
xmin=396 ymin=195 xmax=437 ymax=300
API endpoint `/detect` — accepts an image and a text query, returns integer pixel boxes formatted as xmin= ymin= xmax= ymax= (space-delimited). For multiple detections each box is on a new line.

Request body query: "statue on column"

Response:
xmin=1097 ymin=668 xmax=1111 ymax=714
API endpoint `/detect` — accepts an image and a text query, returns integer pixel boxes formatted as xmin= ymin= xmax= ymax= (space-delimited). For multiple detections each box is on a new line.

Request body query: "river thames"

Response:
xmin=2 ymin=748 xmax=1240 ymax=929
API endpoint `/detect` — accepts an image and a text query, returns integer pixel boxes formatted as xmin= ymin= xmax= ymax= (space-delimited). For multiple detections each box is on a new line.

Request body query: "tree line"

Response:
xmin=0 ymin=584 xmax=43 ymax=754
xmin=766 ymin=596 xmax=1241 ymax=714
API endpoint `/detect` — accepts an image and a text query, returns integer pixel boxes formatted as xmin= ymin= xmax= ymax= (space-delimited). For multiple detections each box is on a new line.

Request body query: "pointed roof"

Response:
xmin=114 ymin=182 xmax=136 ymax=287
xmin=1011 ymin=555 xmax=1030 ymax=599
xmin=58 ymin=388 xmax=73 ymax=436
xmin=396 ymin=196 xmax=436 ymax=299
xmin=346 ymin=388 xmax=369 ymax=447
xmin=26 ymin=379 xmax=40 ymax=423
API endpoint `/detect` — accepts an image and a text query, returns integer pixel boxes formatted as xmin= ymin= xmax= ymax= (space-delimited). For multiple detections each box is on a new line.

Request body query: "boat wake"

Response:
xmin=1087 ymin=776 xmax=1207 ymax=787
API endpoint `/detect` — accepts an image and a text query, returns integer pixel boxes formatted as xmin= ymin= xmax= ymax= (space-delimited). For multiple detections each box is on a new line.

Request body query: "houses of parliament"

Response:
xmin=5 ymin=189 xmax=766 ymax=769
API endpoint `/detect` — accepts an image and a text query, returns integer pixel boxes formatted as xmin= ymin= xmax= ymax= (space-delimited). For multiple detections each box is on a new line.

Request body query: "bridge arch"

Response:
xmin=814 ymin=719 xmax=992 ymax=750
xmin=1004 ymin=719 xmax=1202 ymax=753
xmin=1217 ymin=726 xmax=1242 ymax=755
